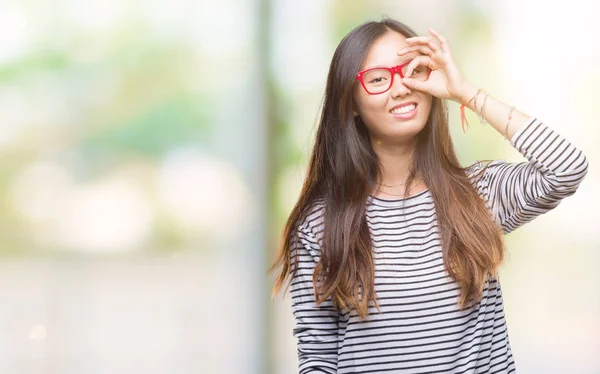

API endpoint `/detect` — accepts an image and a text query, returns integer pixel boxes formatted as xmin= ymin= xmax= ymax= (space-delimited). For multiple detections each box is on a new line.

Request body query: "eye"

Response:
xmin=369 ymin=77 xmax=386 ymax=84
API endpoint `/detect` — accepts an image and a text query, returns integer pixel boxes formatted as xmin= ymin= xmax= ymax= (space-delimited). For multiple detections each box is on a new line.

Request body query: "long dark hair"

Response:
xmin=270 ymin=19 xmax=504 ymax=319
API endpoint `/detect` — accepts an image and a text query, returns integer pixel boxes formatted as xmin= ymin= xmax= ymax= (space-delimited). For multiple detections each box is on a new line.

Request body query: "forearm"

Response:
xmin=455 ymin=84 xmax=532 ymax=141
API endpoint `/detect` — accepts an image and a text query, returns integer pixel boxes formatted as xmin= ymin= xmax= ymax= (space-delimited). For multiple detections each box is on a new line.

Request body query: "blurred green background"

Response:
xmin=0 ymin=0 xmax=598 ymax=373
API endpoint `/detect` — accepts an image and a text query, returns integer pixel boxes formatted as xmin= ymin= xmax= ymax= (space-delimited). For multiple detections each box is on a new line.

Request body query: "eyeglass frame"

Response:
xmin=355 ymin=59 xmax=432 ymax=95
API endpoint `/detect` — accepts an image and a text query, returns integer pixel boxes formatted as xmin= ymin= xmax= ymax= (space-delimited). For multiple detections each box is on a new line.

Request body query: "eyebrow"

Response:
xmin=363 ymin=52 xmax=423 ymax=70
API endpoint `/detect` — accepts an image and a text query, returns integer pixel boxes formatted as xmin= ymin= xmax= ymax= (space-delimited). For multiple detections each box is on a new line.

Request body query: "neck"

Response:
xmin=371 ymin=136 xmax=418 ymax=185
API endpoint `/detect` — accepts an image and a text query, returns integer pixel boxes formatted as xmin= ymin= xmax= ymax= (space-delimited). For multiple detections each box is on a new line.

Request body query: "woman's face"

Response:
xmin=353 ymin=31 xmax=433 ymax=144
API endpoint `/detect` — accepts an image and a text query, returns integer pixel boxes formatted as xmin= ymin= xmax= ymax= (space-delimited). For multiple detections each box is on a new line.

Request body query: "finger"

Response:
xmin=397 ymin=45 xmax=434 ymax=57
xmin=400 ymin=77 xmax=429 ymax=93
xmin=404 ymin=55 xmax=436 ymax=78
xmin=428 ymin=28 xmax=450 ymax=53
xmin=404 ymin=36 xmax=440 ymax=54
xmin=405 ymin=36 xmax=439 ymax=52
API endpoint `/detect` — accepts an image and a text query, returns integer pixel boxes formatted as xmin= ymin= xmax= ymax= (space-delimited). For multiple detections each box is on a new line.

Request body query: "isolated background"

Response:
xmin=0 ymin=0 xmax=598 ymax=373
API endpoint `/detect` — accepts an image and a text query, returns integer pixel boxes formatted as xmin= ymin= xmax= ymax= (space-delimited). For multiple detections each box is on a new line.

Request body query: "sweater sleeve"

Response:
xmin=469 ymin=117 xmax=589 ymax=234
xmin=290 ymin=224 xmax=339 ymax=374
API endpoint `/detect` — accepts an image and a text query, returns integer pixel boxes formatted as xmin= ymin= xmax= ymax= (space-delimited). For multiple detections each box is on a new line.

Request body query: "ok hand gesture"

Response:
xmin=398 ymin=29 xmax=475 ymax=104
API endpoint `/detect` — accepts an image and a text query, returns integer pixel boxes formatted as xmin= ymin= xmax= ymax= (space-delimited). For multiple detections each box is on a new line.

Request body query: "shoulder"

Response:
xmin=465 ymin=159 xmax=507 ymax=183
xmin=297 ymin=198 xmax=326 ymax=237
xmin=291 ymin=198 xmax=327 ymax=262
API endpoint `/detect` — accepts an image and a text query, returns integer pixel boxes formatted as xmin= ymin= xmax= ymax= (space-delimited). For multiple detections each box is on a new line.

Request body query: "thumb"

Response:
xmin=402 ymin=78 xmax=429 ymax=93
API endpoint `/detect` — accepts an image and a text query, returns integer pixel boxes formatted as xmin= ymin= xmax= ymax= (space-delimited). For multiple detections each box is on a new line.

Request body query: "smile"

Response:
xmin=390 ymin=103 xmax=418 ymax=119
xmin=390 ymin=103 xmax=416 ymax=114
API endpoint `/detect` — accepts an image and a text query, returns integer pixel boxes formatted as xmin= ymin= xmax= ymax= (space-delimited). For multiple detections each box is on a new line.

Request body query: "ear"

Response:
xmin=353 ymin=109 xmax=359 ymax=117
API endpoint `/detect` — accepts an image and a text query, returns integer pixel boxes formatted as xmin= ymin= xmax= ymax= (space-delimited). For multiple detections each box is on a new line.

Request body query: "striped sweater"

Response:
xmin=289 ymin=117 xmax=588 ymax=373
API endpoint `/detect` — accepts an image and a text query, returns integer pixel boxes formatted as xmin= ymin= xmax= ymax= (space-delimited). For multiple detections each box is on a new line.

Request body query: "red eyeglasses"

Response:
xmin=356 ymin=59 xmax=432 ymax=95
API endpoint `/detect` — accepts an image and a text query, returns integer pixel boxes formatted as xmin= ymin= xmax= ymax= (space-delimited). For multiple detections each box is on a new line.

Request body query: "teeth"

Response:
xmin=391 ymin=104 xmax=416 ymax=114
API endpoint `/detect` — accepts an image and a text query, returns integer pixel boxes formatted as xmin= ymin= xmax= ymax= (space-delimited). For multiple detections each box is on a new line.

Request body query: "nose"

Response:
xmin=389 ymin=72 xmax=411 ymax=98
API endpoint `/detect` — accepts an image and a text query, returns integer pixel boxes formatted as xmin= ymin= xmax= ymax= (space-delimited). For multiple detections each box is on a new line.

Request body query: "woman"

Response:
xmin=270 ymin=18 xmax=588 ymax=373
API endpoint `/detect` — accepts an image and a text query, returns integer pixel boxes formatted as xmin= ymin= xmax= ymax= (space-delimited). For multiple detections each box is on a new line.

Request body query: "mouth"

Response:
xmin=390 ymin=103 xmax=418 ymax=120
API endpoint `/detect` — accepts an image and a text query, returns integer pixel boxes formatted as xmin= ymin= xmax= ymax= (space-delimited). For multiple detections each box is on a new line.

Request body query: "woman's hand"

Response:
xmin=398 ymin=29 xmax=476 ymax=104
